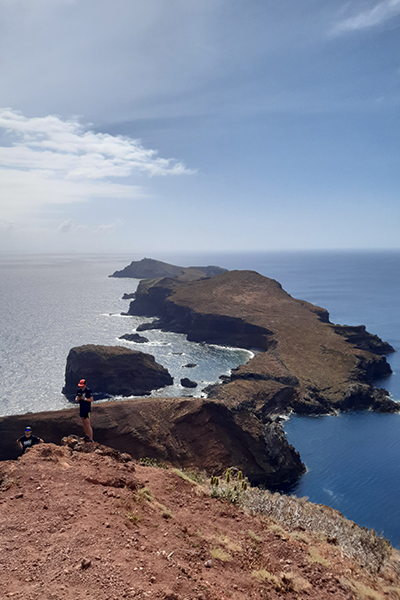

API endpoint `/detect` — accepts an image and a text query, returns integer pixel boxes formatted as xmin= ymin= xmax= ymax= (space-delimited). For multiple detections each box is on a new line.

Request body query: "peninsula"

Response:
xmin=127 ymin=269 xmax=396 ymax=415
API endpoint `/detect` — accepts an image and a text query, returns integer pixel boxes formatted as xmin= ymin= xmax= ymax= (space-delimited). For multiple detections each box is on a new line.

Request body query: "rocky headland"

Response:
xmin=127 ymin=269 xmax=396 ymax=416
xmin=110 ymin=257 xmax=228 ymax=281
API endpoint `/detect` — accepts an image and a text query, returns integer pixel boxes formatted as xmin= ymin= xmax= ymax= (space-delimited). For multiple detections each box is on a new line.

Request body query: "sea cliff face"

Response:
xmin=128 ymin=270 xmax=396 ymax=415
xmin=0 ymin=397 xmax=304 ymax=487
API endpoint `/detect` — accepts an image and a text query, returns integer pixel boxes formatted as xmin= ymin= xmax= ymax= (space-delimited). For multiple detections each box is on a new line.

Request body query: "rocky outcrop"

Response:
xmin=118 ymin=333 xmax=149 ymax=343
xmin=180 ymin=377 xmax=198 ymax=388
xmin=62 ymin=344 xmax=173 ymax=397
xmin=0 ymin=398 xmax=305 ymax=487
xmin=331 ymin=324 xmax=395 ymax=355
xmin=127 ymin=270 xmax=397 ymax=416
xmin=110 ymin=257 xmax=227 ymax=280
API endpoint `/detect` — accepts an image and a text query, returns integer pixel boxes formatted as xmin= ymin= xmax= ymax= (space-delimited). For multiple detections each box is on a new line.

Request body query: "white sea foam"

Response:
xmin=208 ymin=343 xmax=255 ymax=359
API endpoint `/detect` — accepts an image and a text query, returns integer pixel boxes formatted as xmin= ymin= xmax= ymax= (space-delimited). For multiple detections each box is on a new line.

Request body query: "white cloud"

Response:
xmin=57 ymin=219 xmax=74 ymax=233
xmin=57 ymin=218 xmax=122 ymax=235
xmin=332 ymin=0 xmax=400 ymax=34
xmin=0 ymin=108 xmax=193 ymax=222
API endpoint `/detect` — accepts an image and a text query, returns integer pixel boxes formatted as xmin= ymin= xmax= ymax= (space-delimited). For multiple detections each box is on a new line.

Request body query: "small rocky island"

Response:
xmin=62 ymin=344 xmax=173 ymax=397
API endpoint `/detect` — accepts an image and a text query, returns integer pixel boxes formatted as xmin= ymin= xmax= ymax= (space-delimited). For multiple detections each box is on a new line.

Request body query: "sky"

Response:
xmin=0 ymin=0 xmax=399 ymax=255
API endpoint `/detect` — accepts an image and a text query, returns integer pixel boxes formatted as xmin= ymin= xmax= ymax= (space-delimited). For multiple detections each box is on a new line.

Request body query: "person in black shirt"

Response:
xmin=17 ymin=426 xmax=44 ymax=454
xmin=75 ymin=378 xmax=94 ymax=442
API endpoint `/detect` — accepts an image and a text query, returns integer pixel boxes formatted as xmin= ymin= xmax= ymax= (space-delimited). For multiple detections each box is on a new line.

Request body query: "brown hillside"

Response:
xmin=1 ymin=442 xmax=400 ymax=600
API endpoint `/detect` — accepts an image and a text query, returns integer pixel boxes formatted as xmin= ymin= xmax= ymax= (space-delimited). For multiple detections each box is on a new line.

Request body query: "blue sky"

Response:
xmin=0 ymin=0 xmax=399 ymax=254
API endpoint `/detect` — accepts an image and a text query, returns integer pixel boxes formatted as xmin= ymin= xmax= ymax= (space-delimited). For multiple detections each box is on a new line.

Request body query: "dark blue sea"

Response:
xmin=1 ymin=250 xmax=399 ymax=547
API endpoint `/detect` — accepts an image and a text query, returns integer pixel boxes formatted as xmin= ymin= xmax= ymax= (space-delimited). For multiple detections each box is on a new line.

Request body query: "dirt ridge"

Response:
xmin=1 ymin=441 xmax=400 ymax=600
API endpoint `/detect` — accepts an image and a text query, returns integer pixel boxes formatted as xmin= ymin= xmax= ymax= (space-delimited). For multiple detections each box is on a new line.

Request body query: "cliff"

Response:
xmin=127 ymin=270 xmax=396 ymax=415
xmin=0 ymin=397 xmax=304 ymax=488
xmin=1 ymin=441 xmax=399 ymax=600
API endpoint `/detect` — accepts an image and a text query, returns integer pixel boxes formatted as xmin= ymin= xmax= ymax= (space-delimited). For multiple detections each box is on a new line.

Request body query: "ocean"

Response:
xmin=1 ymin=250 xmax=399 ymax=547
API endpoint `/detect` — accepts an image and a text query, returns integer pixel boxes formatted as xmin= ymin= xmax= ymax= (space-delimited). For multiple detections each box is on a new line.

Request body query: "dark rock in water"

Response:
xmin=136 ymin=319 xmax=163 ymax=331
xmin=110 ymin=257 xmax=227 ymax=280
xmin=122 ymin=292 xmax=136 ymax=300
xmin=62 ymin=344 xmax=173 ymax=397
xmin=181 ymin=378 xmax=198 ymax=388
xmin=119 ymin=333 xmax=149 ymax=343
xmin=183 ymin=363 xmax=197 ymax=368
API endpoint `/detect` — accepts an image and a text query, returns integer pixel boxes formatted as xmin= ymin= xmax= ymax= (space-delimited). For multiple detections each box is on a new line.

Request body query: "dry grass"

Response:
xmin=308 ymin=546 xmax=330 ymax=566
xmin=247 ymin=529 xmax=263 ymax=544
xmin=172 ymin=468 xmax=205 ymax=485
xmin=281 ymin=571 xmax=312 ymax=593
xmin=210 ymin=547 xmax=232 ymax=561
xmin=289 ymin=530 xmax=311 ymax=544
xmin=125 ymin=510 xmax=141 ymax=526
xmin=137 ymin=487 xmax=153 ymax=502
xmin=252 ymin=568 xmax=311 ymax=593
xmin=252 ymin=568 xmax=282 ymax=589
xmin=382 ymin=586 xmax=400 ymax=599
xmin=341 ymin=578 xmax=385 ymax=600
xmin=218 ymin=534 xmax=242 ymax=552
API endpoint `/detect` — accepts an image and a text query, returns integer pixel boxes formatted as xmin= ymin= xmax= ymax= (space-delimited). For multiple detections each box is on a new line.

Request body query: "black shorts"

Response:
xmin=80 ymin=403 xmax=91 ymax=419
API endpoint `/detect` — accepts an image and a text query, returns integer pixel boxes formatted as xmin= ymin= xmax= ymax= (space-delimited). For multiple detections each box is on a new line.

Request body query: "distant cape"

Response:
xmin=109 ymin=257 xmax=228 ymax=280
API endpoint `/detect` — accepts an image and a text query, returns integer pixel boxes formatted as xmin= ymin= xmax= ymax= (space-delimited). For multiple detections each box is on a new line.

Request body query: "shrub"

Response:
xmin=138 ymin=457 xmax=169 ymax=469
xmin=209 ymin=469 xmax=249 ymax=505
xmin=242 ymin=487 xmax=391 ymax=574
xmin=206 ymin=469 xmax=391 ymax=574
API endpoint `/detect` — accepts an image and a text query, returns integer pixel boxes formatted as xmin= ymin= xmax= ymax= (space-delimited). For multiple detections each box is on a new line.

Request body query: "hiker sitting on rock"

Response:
xmin=75 ymin=379 xmax=94 ymax=443
xmin=17 ymin=426 xmax=44 ymax=454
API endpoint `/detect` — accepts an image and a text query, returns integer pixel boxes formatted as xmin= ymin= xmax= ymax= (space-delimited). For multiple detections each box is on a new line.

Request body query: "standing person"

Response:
xmin=17 ymin=426 xmax=44 ymax=454
xmin=75 ymin=379 xmax=94 ymax=442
